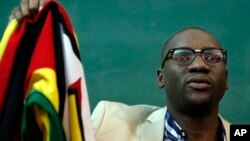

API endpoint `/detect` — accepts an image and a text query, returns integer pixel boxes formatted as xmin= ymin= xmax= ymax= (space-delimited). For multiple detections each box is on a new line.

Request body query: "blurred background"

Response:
xmin=1 ymin=0 xmax=249 ymax=124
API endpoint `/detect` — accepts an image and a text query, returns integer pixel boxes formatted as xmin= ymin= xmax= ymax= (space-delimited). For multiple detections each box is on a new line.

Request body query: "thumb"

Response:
xmin=39 ymin=0 xmax=51 ymax=10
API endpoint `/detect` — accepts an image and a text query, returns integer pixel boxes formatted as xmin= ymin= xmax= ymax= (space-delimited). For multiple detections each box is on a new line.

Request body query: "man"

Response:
xmin=92 ymin=27 xmax=230 ymax=141
xmin=11 ymin=0 xmax=230 ymax=141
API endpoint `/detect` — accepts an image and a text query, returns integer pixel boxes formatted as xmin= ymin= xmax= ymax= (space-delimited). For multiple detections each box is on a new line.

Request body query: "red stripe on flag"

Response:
xmin=0 ymin=22 xmax=28 ymax=116
xmin=24 ymin=11 xmax=57 ymax=96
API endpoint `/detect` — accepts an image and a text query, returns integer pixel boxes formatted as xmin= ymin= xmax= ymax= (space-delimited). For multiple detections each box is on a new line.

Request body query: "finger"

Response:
xmin=13 ymin=6 xmax=24 ymax=21
xmin=9 ymin=7 xmax=17 ymax=23
xmin=39 ymin=0 xmax=50 ymax=10
xmin=29 ymin=0 xmax=39 ymax=12
xmin=9 ymin=14 xmax=15 ymax=23
xmin=20 ymin=0 xmax=30 ymax=17
xmin=28 ymin=0 xmax=40 ymax=17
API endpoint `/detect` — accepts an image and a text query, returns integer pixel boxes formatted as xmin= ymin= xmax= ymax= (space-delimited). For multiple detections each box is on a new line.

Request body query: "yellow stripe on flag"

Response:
xmin=33 ymin=104 xmax=50 ymax=141
xmin=73 ymin=31 xmax=79 ymax=47
xmin=69 ymin=94 xmax=82 ymax=141
xmin=27 ymin=68 xmax=59 ymax=112
xmin=0 ymin=19 xmax=18 ymax=60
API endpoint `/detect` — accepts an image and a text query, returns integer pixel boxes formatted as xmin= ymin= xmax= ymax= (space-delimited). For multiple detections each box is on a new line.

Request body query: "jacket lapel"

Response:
xmin=140 ymin=107 xmax=167 ymax=141
xmin=140 ymin=107 xmax=231 ymax=141
xmin=220 ymin=115 xmax=231 ymax=141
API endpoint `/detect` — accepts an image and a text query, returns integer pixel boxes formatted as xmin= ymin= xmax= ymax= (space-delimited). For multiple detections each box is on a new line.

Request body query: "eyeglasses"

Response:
xmin=161 ymin=47 xmax=227 ymax=67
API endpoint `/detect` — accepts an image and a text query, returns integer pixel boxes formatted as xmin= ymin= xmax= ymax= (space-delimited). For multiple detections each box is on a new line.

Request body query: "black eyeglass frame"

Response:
xmin=161 ymin=47 xmax=227 ymax=68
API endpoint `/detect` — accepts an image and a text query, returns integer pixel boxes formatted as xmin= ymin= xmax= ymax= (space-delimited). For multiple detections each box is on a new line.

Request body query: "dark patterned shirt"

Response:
xmin=163 ymin=111 xmax=226 ymax=141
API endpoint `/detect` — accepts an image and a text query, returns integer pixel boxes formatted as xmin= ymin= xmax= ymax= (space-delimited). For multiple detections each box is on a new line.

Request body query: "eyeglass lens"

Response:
xmin=172 ymin=48 xmax=224 ymax=65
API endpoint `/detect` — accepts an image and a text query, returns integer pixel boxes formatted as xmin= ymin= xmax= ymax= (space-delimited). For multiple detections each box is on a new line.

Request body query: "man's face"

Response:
xmin=159 ymin=29 xmax=228 ymax=116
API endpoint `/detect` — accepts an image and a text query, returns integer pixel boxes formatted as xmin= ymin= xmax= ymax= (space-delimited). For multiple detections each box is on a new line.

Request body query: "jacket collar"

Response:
xmin=140 ymin=107 xmax=231 ymax=141
xmin=140 ymin=107 xmax=167 ymax=141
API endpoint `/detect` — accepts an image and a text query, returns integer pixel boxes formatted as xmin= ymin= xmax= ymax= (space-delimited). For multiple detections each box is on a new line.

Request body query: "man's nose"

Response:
xmin=188 ymin=55 xmax=210 ymax=73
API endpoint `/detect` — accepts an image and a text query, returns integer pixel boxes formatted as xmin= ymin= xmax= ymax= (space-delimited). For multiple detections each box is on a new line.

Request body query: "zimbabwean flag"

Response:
xmin=0 ymin=1 xmax=94 ymax=141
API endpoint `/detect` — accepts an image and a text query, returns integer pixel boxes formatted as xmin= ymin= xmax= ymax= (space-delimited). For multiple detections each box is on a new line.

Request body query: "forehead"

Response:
xmin=166 ymin=29 xmax=222 ymax=50
xmin=161 ymin=28 xmax=223 ymax=62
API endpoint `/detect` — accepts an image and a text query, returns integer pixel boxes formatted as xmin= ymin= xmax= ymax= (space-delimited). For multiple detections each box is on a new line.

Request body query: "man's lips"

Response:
xmin=186 ymin=77 xmax=211 ymax=90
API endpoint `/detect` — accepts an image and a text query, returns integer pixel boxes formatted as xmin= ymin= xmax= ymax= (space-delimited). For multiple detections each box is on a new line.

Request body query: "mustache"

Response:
xmin=186 ymin=75 xmax=211 ymax=84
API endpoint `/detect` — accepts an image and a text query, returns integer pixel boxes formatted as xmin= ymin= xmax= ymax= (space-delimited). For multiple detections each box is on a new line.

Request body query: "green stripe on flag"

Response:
xmin=22 ymin=90 xmax=66 ymax=141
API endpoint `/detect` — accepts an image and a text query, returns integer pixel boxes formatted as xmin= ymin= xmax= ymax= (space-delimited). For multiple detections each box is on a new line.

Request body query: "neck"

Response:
xmin=168 ymin=103 xmax=220 ymax=141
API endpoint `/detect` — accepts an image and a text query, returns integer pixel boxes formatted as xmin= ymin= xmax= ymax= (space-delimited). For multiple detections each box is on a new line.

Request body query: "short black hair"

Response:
xmin=160 ymin=27 xmax=221 ymax=66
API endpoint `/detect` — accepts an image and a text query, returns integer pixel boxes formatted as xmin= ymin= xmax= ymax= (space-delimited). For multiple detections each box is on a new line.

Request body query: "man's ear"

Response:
xmin=226 ymin=69 xmax=229 ymax=90
xmin=157 ymin=69 xmax=164 ymax=88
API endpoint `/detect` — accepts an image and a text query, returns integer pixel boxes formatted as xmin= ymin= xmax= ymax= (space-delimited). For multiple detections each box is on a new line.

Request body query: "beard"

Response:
xmin=166 ymin=82 xmax=223 ymax=119
xmin=167 ymin=90 xmax=217 ymax=119
xmin=180 ymin=99 xmax=213 ymax=118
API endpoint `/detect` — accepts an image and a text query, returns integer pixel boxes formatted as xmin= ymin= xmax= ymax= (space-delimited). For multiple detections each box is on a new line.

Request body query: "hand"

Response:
xmin=9 ymin=0 xmax=49 ymax=22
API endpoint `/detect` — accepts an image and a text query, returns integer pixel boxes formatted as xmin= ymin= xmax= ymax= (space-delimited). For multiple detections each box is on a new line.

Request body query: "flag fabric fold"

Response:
xmin=0 ymin=1 xmax=94 ymax=141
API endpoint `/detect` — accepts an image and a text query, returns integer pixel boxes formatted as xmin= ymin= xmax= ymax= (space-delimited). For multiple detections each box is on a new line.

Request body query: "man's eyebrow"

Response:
xmin=168 ymin=46 xmax=222 ymax=49
xmin=202 ymin=46 xmax=223 ymax=49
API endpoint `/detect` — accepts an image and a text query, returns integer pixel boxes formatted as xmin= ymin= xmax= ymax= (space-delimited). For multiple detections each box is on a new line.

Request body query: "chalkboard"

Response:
xmin=1 ymin=0 xmax=249 ymax=124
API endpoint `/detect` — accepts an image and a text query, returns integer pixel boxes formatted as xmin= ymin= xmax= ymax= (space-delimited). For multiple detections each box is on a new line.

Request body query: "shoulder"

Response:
xmin=91 ymin=100 xmax=161 ymax=135
xmin=94 ymin=100 xmax=160 ymax=112
xmin=92 ymin=100 xmax=160 ymax=122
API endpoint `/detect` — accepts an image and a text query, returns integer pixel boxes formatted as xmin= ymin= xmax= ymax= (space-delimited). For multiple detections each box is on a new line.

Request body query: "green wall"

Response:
xmin=1 ymin=0 xmax=249 ymax=124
